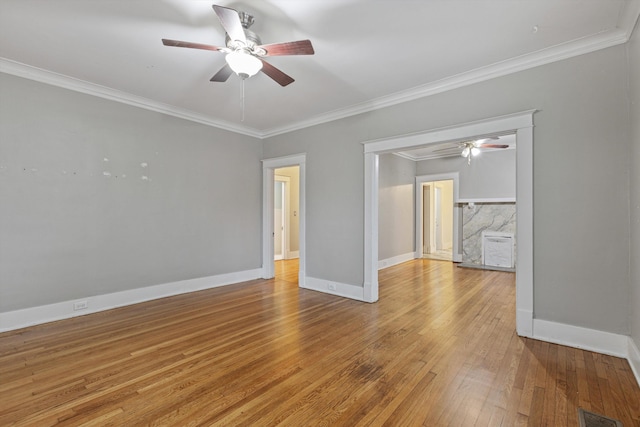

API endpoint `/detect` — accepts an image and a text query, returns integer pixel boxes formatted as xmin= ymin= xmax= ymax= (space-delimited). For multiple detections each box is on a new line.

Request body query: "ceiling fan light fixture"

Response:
xmin=471 ymin=147 xmax=480 ymax=157
xmin=225 ymin=51 xmax=263 ymax=79
xmin=461 ymin=147 xmax=470 ymax=158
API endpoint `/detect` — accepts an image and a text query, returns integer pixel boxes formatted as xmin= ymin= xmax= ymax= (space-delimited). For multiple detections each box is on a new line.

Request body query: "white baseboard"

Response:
xmin=628 ymin=337 xmax=640 ymax=388
xmin=532 ymin=319 xmax=628 ymax=358
xmin=286 ymin=251 xmax=300 ymax=259
xmin=532 ymin=319 xmax=640 ymax=387
xmin=378 ymin=252 xmax=415 ymax=270
xmin=302 ymin=277 xmax=365 ymax=301
xmin=0 ymin=268 xmax=263 ymax=333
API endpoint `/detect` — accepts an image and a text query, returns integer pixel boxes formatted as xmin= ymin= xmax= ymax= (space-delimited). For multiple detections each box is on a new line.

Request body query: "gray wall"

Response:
xmin=1 ymin=35 xmax=635 ymax=339
xmin=416 ymin=148 xmax=516 ymax=200
xmin=264 ymin=44 xmax=632 ymax=335
xmin=378 ymin=154 xmax=415 ymax=260
xmin=0 ymin=74 xmax=263 ymax=312
xmin=629 ymin=21 xmax=640 ymax=349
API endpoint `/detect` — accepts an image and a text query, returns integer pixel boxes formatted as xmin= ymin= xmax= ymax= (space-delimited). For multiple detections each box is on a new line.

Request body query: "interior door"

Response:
xmin=423 ymin=185 xmax=431 ymax=254
xmin=274 ymin=180 xmax=285 ymax=260
xmin=435 ymin=186 xmax=442 ymax=251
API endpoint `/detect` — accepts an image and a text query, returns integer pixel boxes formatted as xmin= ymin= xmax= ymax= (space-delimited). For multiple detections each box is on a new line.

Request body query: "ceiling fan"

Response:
xmin=459 ymin=138 xmax=509 ymax=165
xmin=161 ymin=4 xmax=314 ymax=87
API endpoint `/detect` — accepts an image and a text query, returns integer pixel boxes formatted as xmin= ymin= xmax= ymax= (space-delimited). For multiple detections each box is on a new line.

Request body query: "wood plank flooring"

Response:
xmin=1 ymin=259 xmax=639 ymax=426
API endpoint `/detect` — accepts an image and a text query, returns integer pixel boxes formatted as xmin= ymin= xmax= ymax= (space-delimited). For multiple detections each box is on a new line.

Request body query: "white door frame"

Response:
xmin=415 ymin=174 xmax=461 ymax=262
xmin=363 ymin=110 xmax=535 ymax=337
xmin=262 ymin=154 xmax=306 ymax=286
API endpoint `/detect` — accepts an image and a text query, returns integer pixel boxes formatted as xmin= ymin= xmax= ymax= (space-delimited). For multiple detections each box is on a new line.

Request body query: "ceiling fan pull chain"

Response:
xmin=241 ymin=78 xmax=245 ymax=122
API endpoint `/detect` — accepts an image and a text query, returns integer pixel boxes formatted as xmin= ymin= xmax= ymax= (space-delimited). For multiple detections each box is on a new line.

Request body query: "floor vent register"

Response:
xmin=578 ymin=408 xmax=623 ymax=427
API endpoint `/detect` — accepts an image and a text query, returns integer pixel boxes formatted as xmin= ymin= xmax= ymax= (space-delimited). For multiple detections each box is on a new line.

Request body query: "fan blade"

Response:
xmin=259 ymin=40 xmax=315 ymax=56
xmin=212 ymin=5 xmax=246 ymax=44
xmin=479 ymin=144 xmax=509 ymax=149
xmin=162 ymin=39 xmax=224 ymax=52
xmin=210 ymin=64 xmax=233 ymax=82
xmin=260 ymin=60 xmax=294 ymax=86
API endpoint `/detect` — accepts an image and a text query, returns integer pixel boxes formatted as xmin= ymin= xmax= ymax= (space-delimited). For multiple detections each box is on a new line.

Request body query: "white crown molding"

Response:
xmin=2 ymin=7 xmax=638 ymax=140
xmin=620 ymin=0 xmax=640 ymax=39
xmin=261 ymin=26 xmax=635 ymax=138
xmin=0 ymin=58 xmax=263 ymax=139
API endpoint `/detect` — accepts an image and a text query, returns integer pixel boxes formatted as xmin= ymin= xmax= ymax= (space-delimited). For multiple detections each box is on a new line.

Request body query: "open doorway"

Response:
xmin=274 ymin=175 xmax=289 ymax=261
xmin=274 ymin=167 xmax=300 ymax=284
xmin=422 ymin=179 xmax=454 ymax=261
xmin=363 ymin=111 xmax=534 ymax=338
xmin=415 ymin=173 xmax=461 ymax=263
xmin=262 ymin=154 xmax=305 ymax=287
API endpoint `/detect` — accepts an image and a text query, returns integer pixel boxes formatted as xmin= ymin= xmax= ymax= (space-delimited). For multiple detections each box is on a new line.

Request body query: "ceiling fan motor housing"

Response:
xmin=224 ymin=12 xmax=266 ymax=56
xmin=226 ymin=29 xmax=261 ymax=51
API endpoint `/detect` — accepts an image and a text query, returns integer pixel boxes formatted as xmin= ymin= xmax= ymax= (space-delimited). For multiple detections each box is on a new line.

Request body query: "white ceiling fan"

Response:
xmin=161 ymin=4 xmax=315 ymax=86
xmin=459 ymin=138 xmax=509 ymax=165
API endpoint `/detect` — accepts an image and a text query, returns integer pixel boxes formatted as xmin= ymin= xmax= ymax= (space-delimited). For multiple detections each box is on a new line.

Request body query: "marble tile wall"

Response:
xmin=462 ymin=203 xmax=516 ymax=265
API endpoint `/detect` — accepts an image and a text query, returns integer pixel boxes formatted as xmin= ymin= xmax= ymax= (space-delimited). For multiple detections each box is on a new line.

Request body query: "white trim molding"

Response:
xmin=363 ymin=152 xmax=379 ymax=302
xmin=363 ymin=110 xmax=536 ymax=337
xmin=532 ymin=319 xmax=628 ymax=358
xmin=628 ymin=338 xmax=640 ymax=387
xmin=262 ymin=22 xmax=637 ymax=138
xmin=531 ymin=319 xmax=640 ymax=387
xmin=3 ymin=4 xmax=637 ymax=140
xmin=378 ymin=252 xmax=416 ymax=270
xmin=303 ymin=277 xmax=366 ymax=301
xmin=0 ymin=268 xmax=263 ymax=333
xmin=0 ymin=59 xmax=263 ymax=139
xmin=458 ymin=197 xmax=516 ymax=204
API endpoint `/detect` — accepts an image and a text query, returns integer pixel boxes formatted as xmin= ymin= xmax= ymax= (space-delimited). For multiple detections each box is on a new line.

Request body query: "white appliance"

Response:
xmin=482 ymin=231 xmax=515 ymax=268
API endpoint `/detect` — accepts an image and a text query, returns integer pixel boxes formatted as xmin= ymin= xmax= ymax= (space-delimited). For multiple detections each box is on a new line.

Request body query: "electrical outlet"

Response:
xmin=73 ymin=301 xmax=88 ymax=311
xmin=328 ymin=283 xmax=337 ymax=291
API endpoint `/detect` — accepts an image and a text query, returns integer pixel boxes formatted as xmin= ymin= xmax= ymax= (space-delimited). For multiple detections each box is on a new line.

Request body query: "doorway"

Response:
xmin=273 ymin=167 xmax=300 ymax=284
xmin=422 ymin=179 xmax=454 ymax=261
xmin=363 ymin=111 xmax=535 ymax=338
xmin=415 ymin=173 xmax=461 ymax=263
xmin=274 ymin=175 xmax=290 ymax=261
xmin=262 ymin=154 xmax=306 ymax=287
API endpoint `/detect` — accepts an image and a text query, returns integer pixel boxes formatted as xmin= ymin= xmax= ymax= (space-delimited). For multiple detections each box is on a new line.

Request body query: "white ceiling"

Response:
xmin=1 ymin=1 xmax=638 ymax=138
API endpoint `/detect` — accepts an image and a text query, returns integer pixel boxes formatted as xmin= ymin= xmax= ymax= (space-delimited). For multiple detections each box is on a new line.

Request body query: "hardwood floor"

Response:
xmin=1 ymin=259 xmax=639 ymax=426
xmin=275 ymin=259 xmax=299 ymax=285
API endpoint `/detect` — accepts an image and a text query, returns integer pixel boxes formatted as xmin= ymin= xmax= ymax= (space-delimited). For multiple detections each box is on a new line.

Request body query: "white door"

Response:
xmin=274 ymin=180 xmax=286 ymax=260
xmin=435 ymin=186 xmax=442 ymax=251
xmin=423 ymin=185 xmax=431 ymax=254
